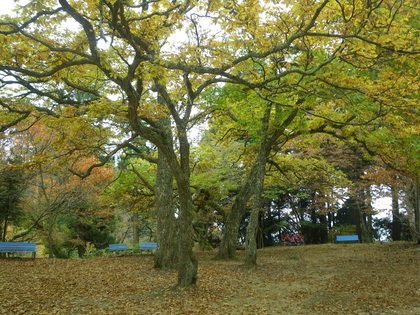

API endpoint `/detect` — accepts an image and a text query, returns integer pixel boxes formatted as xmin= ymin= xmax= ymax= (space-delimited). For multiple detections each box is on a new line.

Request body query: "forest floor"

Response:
xmin=0 ymin=242 xmax=418 ymax=314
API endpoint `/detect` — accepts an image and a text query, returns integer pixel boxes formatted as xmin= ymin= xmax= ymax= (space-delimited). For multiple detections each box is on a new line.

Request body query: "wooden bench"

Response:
xmin=0 ymin=242 xmax=36 ymax=259
xmin=336 ymin=235 xmax=359 ymax=242
xmin=139 ymin=242 xmax=157 ymax=252
xmin=109 ymin=244 xmax=128 ymax=252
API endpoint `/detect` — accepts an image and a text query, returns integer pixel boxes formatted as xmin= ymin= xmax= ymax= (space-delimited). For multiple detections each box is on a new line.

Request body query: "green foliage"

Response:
xmin=300 ymin=221 xmax=328 ymax=244
xmin=0 ymin=160 xmax=26 ymax=240
xmin=373 ymin=217 xmax=413 ymax=242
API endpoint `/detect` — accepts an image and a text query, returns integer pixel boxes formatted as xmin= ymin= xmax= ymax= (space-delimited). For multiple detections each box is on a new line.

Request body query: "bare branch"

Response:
xmin=68 ymin=133 xmax=139 ymax=179
xmin=130 ymin=164 xmax=155 ymax=193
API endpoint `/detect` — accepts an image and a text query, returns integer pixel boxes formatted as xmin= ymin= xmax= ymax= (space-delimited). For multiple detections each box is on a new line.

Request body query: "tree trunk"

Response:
xmin=244 ymin=102 xmax=273 ymax=265
xmin=217 ymin=155 xmax=268 ymax=260
xmin=127 ymin=84 xmax=196 ymax=285
xmin=154 ymin=146 xmax=178 ymax=269
xmin=2 ymin=218 xmax=8 ymax=242
xmin=217 ymin=197 xmax=247 ymax=259
xmin=132 ymin=213 xmax=140 ymax=245
xmin=365 ymin=186 xmax=374 ymax=242
xmin=257 ymin=212 xmax=264 ymax=249
xmin=414 ymin=177 xmax=420 ymax=244
xmin=176 ymin=172 xmax=197 ymax=286
xmin=319 ymin=215 xmax=328 ymax=243
xmin=174 ymin=129 xmax=197 ymax=287
xmin=409 ymin=176 xmax=420 ymax=244
xmin=218 ymin=107 xmax=297 ymax=260
xmin=359 ymin=208 xmax=370 ymax=243
xmin=367 ymin=212 xmax=373 ymax=239
xmin=391 ymin=184 xmax=401 ymax=241
xmin=47 ymin=216 xmax=53 ymax=258
xmin=218 ymin=149 xmax=273 ymax=260
xmin=245 ymin=152 xmax=266 ymax=265
xmin=217 ymin=165 xmax=261 ymax=259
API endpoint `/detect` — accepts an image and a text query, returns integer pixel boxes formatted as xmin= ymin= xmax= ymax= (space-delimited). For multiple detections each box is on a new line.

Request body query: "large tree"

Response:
xmin=1 ymin=0 xmax=418 ymax=284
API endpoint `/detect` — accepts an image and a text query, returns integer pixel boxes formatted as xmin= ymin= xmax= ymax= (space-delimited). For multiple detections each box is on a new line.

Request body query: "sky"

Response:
xmin=2 ymin=0 xmax=20 ymax=15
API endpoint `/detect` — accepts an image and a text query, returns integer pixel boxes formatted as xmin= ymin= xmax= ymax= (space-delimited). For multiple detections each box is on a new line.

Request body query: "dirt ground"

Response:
xmin=0 ymin=243 xmax=418 ymax=314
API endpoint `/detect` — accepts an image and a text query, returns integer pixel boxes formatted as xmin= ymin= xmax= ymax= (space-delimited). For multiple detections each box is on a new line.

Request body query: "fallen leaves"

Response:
xmin=0 ymin=243 xmax=418 ymax=314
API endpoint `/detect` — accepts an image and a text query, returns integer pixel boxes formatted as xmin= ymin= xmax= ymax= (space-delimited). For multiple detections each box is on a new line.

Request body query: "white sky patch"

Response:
xmin=373 ymin=196 xmax=392 ymax=218
xmin=1 ymin=0 xmax=30 ymax=16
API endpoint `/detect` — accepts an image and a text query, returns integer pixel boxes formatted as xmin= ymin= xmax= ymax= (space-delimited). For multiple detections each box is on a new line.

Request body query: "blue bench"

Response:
xmin=139 ymin=242 xmax=157 ymax=252
xmin=0 ymin=242 xmax=36 ymax=259
xmin=336 ymin=235 xmax=359 ymax=242
xmin=109 ymin=244 xmax=128 ymax=252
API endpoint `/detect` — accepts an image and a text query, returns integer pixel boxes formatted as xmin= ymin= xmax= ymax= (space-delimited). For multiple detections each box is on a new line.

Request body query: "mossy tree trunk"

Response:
xmin=154 ymin=145 xmax=178 ymax=269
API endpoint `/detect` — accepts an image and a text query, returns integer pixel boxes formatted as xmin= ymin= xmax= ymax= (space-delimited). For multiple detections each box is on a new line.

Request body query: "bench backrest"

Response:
xmin=0 ymin=242 xmax=36 ymax=252
xmin=139 ymin=242 xmax=157 ymax=250
xmin=336 ymin=235 xmax=359 ymax=242
xmin=109 ymin=244 xmax=128 ymax=251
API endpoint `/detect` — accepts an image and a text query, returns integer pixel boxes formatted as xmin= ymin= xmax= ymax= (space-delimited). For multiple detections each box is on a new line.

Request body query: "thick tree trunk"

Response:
xmin=244 ymin=103 xmax=272 ymax=265
xmin=391 ymin=184 xmax=401 ymax=241
xmin=176 ymin=172 xmax=197 ymax=286
xmin=154 ymin=147 xmax=178 ymax=269
xmin=127 ymin=84 xmax=197 ymax=285
xmin=174 ymin=130 xmax=197 ymax=287
xmin=245 ymin=152 xmax=266 ymax=265
xmin=359 ymin=208 xmax=370 ymax=243
xmin=218 ymin=108 xmax=297 ymax=260
xmin=217 ymin=199 xmax=246 ymax=259
xmin=217 ymin=156 xmax=265 ymax=260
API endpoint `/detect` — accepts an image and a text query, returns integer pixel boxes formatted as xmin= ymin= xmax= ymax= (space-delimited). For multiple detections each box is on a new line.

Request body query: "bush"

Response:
xmin=300 ymin=221 xmax=328 ymax=244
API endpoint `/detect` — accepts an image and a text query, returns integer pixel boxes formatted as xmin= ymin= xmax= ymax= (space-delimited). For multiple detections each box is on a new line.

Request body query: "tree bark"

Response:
xmin=2 ymin=217 xmax=8 ymax=242
xmin=217 ymin=196 xmax=247 ymax=259
xmin=174 ymin=129 xmax=197 ymax=286
xmin=410 ymin=176 xmax=420 ymax=244
xmin=127 ymin=83 xmax=197 ymax=285
xmin=217 ymin=159 xmax=261 ymax=259
xmin=391 ymin=184 xmax=401 ymax=241
xmin=175 ymin=171 xmax=197 ymax=286
xmin=154 ymin=146 xmax=178 ymax=269
xmin=132 ymin=213 xmax=140 ymax=245
xmin=244 ymin=102 xmax=272 ymax=265
xmin=218 ymin=108 xmax=298 ymax=260
xmin=47 ymin=212 xmax=57 ymax=258
xmin=245 ymin=156 xmax=266 ymax=265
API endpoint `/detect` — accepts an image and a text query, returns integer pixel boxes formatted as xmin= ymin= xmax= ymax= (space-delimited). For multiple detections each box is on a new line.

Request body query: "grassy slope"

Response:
xmin=0 ymin=243 xmax=418 ymax=314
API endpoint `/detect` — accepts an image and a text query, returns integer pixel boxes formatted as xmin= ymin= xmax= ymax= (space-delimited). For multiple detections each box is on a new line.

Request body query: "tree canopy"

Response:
xmin=0 ymin=0 xmax=418 ymax=286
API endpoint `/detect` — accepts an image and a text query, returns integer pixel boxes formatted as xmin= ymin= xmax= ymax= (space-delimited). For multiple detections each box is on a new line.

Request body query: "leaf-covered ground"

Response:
xmin=0 ymin=243 xmax=418 ymax=314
